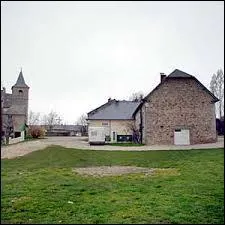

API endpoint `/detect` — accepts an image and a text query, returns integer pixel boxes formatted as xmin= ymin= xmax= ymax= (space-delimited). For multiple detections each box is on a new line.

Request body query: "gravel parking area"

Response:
xmin=1 ymin=136 xmax=224 ymax=159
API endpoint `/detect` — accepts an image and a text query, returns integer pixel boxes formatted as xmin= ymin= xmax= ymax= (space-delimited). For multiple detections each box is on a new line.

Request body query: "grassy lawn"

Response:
xmin=1 ymin=146 xmax=224 ymax=224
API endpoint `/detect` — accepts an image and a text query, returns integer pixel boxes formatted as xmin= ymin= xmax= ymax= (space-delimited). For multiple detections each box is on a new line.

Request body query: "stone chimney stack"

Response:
xmin=108 ymin=97 xmax=111 ymax=102
xmin=160 ymin=73 xmax=166 ymax=83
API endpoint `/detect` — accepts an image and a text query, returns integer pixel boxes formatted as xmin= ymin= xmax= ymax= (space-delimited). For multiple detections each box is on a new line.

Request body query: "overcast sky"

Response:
xmin=1 ymin=1 xmax=224 ymax=124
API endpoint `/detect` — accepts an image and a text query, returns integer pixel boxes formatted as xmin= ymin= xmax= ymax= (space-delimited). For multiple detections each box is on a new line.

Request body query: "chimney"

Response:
xmin=3 ymin=87 xmax=6 ymax=93
xmin=108 ymin=97 xmax=111 ymax=102
xmin=160 ymin=73 xmax=166 ymax=83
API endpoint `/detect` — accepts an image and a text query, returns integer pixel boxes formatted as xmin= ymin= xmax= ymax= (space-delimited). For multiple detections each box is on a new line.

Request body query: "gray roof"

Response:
xmin=168 ymin=69 xmax=193 ymax=78
xmin=51 ymin=125 xmax=83 ymax=131
xmin=88 ymin=100 xmax=140 ymax=120
xmin=12 ymin=70 xmax=29 ymax=88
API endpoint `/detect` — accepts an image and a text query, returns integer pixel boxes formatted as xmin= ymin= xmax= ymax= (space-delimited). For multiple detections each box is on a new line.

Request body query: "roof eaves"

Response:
xmin=87 ymin=99 xmax=116 ymax=116
xmin=132 ymin=101 xmax=145 ymax=117
xmin=143 ymin=78 xmax=168 ymax=102
xmin=192 ymin=77 xmax=219 ymax=102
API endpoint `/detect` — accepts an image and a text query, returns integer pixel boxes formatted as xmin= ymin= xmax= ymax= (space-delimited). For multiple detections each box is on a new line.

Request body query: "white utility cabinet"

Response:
xmin=88 ymin=127 xmax=106 ymax=144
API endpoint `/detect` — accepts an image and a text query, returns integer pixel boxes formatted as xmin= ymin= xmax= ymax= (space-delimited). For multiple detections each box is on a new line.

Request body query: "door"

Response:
xmin=174 ymin=129 xmax=190 ymax=145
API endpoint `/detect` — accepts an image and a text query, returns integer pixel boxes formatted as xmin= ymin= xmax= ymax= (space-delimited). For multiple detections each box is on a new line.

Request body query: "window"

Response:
xmin=15 ymin=132 xmax=21 ymax=138
xmin=117 ymin=135 xmax=132 ymax=142
xmin=175 ymin=129 xmax=181 ymax=132
xmin=19 ymin=90 xmax=23 ymax=93
xmin=102 ymin=122 xmax=109 ymax=126
xmin=113 ymin=132 xmax=116 ymax=141
xmin=105 ymin=135 xmax=111 ymax=141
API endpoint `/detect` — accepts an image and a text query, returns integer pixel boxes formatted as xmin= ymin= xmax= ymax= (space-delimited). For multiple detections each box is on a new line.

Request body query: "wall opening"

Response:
xmin=14 ymin=132 xmax=21 ymax=138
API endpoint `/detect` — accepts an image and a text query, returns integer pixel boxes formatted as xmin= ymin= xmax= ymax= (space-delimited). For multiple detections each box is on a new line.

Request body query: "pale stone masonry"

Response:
xmin=87 ymin=100 xmax=139 ymax=142
xmin=134 ymin=69 xmax=219 ymax=145
xmin=89 ymin=119 xmax=135 ymax=136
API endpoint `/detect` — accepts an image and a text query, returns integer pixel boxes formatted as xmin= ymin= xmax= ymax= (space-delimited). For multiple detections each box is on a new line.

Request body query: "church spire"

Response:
xmin=12 ymin=69 xmax=29 ymax=88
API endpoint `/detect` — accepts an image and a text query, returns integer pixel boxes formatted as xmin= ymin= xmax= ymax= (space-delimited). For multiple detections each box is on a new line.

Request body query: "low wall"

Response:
xmin=8 ymin=131 xmax=25 ymax=144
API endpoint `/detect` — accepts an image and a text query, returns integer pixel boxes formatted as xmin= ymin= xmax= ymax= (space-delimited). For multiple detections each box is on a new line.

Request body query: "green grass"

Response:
xmin=1 ymin=146 xmax=224 ymax=224
xmin=108 ymin=142 xmax=145 ymax=146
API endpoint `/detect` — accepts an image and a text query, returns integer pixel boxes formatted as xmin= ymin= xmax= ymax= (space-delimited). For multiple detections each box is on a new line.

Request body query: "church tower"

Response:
xmin=11 ymin=69 xmax=29 ymax=123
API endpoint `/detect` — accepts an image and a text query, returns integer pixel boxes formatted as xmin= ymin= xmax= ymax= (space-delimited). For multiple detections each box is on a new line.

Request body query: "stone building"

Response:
xmin=134 ymin=69 xmax=219 ymax=145
xmin=87 ymin=69 xmax=219 ymax=145
xmin=1 ymin=70 xmax=29 ymax=139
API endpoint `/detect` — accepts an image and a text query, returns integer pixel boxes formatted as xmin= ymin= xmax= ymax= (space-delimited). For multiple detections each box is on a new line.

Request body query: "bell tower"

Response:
xmin=11 ymin=69 xmax=29 ymax=123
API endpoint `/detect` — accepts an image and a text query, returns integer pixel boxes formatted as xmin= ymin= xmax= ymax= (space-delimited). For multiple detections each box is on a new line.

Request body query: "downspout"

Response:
xmin=109 ymin=120 xmax=111 ymax=142
xmin=140 ymin=107 xmax=143 ymax=144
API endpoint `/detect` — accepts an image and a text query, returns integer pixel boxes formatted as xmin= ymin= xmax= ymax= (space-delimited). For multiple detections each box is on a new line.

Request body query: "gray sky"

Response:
xmin=1 ymin=1 xmax=224 ymax=124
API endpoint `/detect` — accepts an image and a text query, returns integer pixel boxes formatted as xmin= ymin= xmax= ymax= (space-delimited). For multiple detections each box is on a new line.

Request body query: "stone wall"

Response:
xmin=12 ymin=115 xmax=26 ymax=132
xmin=143 ymin=78 xmax=217 ymax=145
xmin=11 ymin=87 xmax=29 ymax=123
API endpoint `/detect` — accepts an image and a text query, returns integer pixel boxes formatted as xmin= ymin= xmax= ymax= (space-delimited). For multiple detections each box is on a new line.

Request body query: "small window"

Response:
xmin=15 ymin=132 xmax=21 ymax=138
xmin=19 ymin=90 xmax=23 ymax=93
xmin=113 ymin=132 xmax=116 ymax=141
xmin=102 ymin=122 xmax=108 ymax=126
xmin=160 ymin=125 xmax=164 ymax=128
xmin=105 ymin=135 xmax=111 ymax=141
xmin=175 ymin=129 xmax=181 ymax=132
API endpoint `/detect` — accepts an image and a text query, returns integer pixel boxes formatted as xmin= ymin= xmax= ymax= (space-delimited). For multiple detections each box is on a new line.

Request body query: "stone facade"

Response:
xmin=139 ymin=76 xmax=218 ymax=145
xmin=1 ymin=70 xmax=29 ymax=139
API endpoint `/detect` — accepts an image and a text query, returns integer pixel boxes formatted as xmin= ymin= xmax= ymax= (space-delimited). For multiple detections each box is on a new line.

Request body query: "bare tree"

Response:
xmin=127 ymin=122 xmax=141 ymax=143
xmin=2 ymin=114 xmax=14 ymax=144
xmin=129 ymin=91 xmax=144 ymax=102
xmin=28 ymin=110 xmax=40 ymax=125
xmin=43 ymin=111 xmax=59 ymax=131
xmin=41 ymin=114 xmax=48 ymax=126
xmin=210 ymin=69 xmax=224 ymax=119
xmin=76 ymin=114 xmax=87 ymax=126
xmin=76 ymin=114 xmax=88 ymax=136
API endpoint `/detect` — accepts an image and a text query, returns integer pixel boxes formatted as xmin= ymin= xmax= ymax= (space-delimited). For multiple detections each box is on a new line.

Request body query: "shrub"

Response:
xmin=28 ymin=126 xmax=46 ymax=138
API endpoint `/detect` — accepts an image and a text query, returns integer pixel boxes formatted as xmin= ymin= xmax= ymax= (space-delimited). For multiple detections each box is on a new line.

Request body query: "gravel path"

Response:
xmin=73 ymin=166 xmax=155 ymax=177
xmin=1 ymin=136 xmax=224 ymax=159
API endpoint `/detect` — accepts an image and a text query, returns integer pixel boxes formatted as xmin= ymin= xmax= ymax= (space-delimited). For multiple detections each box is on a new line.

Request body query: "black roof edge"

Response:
xmin=87 ymin=99 xmax=141 ymax=117
xmin=132 ymin=100 xmax=146 ymax=117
